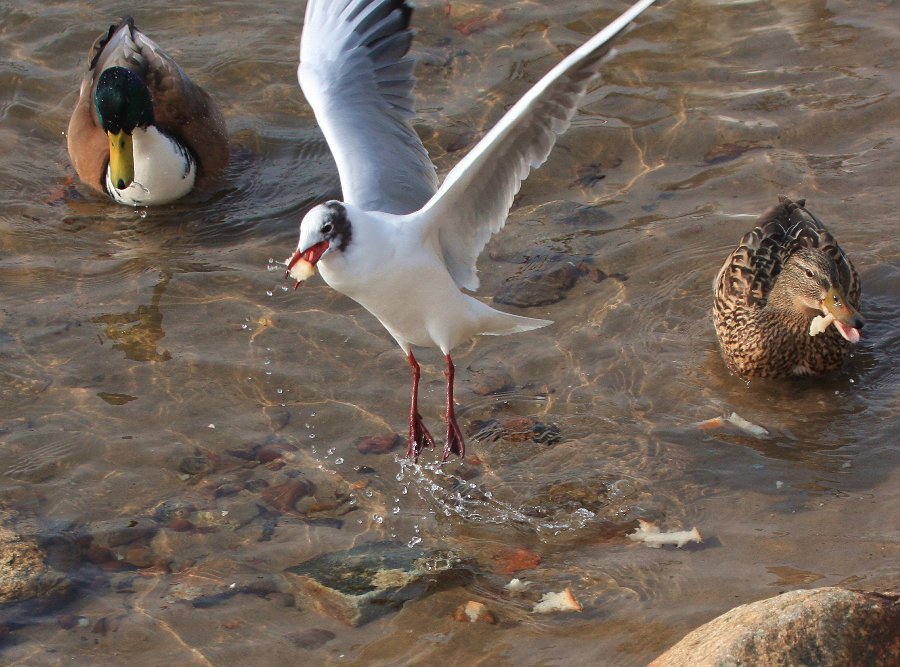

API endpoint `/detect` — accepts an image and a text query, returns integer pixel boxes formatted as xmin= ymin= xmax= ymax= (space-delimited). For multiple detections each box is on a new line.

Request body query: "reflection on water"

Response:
xmin=93 ymin=271 xmax=172 ymax=362
xmin=0 ymin=1 xmax=898 ymax=665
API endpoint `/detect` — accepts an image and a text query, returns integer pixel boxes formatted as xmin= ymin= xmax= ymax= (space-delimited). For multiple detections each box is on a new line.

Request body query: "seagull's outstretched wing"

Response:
xmin=419 ymin=0 xmax=656 ymax=291
xmin=299 ymin=0 xmax=438 ymax=214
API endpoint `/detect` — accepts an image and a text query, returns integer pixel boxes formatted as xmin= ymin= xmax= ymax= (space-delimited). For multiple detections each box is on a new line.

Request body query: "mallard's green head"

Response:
xmin=94 ymin=67 xmax=154 ymax=190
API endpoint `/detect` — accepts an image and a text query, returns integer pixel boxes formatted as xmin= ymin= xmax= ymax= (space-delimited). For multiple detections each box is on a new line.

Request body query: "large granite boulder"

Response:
xmin=651 ymin=587 xmax=899 ymax=667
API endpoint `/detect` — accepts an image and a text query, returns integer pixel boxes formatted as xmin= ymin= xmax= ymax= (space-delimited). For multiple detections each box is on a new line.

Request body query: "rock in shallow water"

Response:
xmin=285 ymin=541 xmax=473 ymax=626
xmin=289 ymin=627 xmax=336 ymax=649
xmin=650 ymin=587 xmax=900 ymax=667
xmin=0 ymin=524 xmax=73 ymax=615
xmin=494 ymin=262 xmax=583 ymax=308
xmin=354 ymin=433 xmax=404 ymax=455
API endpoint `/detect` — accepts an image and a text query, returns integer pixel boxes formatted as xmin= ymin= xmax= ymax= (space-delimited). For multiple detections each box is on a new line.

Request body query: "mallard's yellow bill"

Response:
xmin=107 ymin=130 xmax=134 ymax=190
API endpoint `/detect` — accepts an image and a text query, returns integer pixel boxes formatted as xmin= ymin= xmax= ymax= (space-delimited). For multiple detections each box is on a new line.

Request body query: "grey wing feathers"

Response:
xmin=299 ymin=0 xmax=437 ymax=214
xmin=435 ymin=53 xmax=610 ymax=291
xmin=420 ymin=0 xmax=656 ymax=291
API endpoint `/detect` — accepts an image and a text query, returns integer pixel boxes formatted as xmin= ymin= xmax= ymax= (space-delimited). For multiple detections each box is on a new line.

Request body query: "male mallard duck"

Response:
xmin=67 ymin=18 xmax=227 ymax=206
xmin=713 ymin=196 xmax=864 ymax=378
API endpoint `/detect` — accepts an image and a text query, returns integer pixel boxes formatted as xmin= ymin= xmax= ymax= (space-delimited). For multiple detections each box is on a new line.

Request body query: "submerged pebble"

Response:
xmin=290 ymin=628 xmax=337 ymax=649
xmin=355 ymin=433 xmax=404 ymax=455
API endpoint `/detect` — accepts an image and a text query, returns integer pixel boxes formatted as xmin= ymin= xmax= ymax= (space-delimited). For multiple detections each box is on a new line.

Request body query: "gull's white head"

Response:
xmin=285 ymin=201 xmax=352 ymax=288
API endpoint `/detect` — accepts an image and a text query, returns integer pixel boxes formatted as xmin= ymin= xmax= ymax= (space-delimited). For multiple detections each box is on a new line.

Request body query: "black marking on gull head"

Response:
xmin=322 ymin=201 xmax=352 ymax=252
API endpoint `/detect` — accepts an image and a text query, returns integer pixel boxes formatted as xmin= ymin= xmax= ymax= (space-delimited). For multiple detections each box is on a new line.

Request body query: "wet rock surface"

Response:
xmin=0 ymin=504 xmax=78 ymax=634
xmin=0 ymin=430 xmax=385 ymax=642
xmin=517 ymin=477 xmax=617 ymax=519
xmin=285 ymin=541 xmax=473 ymax=626
xmin=355 ymin=433 xmax=404 ymax=455
xmin=494 ymin=254 xmax=622 ymax=308
xmin=470 ymin=417 xmax=561 ymax=446
xmin=495 ymin=261 xmax=587 ymax=308
xmin=0 ymin=524 xmax=72 ymax=612
xmin=650 ymin=587 xmax=900 ymax=667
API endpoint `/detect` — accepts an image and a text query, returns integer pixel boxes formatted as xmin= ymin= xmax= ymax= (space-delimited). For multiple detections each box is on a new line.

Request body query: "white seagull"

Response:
xmin=286 ymin=0 xmax=656 ymax=460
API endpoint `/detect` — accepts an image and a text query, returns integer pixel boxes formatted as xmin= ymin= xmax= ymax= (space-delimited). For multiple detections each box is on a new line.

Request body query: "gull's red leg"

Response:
xmin=443 ymin=354 xmax=466 ymax=460
xmin=406 ymin=352 xmax=435 ymax=459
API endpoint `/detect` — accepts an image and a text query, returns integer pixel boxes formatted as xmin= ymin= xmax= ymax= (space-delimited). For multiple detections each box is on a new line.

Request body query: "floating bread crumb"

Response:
xmin=532 ymin=587 xmax=582 ymax=614
xmin=725 ymin=412 xmax=769 ymax=437
xmin=627 ymin=519 xmax=702 ymax=549
xmin=697 ymin=416 xmax=725 ymax=430
xmin=505 ymin=578 xmax=531 ymax=593
xmin=697 ymin=412 xmax=768 ymax=438
xmin=453 ymin=600 xmax=497 ymax=624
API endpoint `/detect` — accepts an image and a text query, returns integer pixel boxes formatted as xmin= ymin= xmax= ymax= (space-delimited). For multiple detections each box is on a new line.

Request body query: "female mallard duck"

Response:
xmin=67 ymin=18 xmax=228 ymax=206
xmin=713 ymin=196 xmax=864 ymax=378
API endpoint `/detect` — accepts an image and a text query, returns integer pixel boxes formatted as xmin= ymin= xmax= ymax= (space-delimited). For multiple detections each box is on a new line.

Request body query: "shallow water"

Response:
xmin=1 ymin=0 xmax=898 ymax=664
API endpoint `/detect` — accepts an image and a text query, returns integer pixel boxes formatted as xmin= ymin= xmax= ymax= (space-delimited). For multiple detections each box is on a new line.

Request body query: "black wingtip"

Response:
xmin=396 ymin=1 xmax=413 ymax=29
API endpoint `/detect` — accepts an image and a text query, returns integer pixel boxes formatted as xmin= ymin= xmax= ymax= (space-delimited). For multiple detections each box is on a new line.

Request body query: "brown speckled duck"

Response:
xmin=713 ymin=196 xmax=864 ymax=378
xmin=67 ymin=18 xmax=228 ymax=206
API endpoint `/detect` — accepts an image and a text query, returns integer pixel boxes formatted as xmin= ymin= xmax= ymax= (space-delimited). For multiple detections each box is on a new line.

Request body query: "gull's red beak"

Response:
xmin=285 ymin=240 xmax=330 ymax=289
